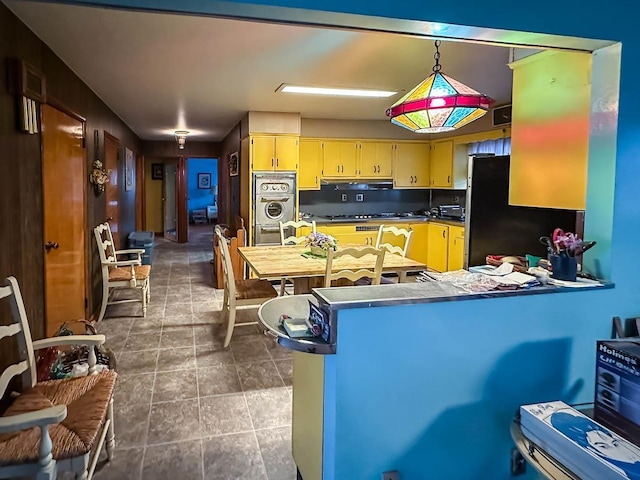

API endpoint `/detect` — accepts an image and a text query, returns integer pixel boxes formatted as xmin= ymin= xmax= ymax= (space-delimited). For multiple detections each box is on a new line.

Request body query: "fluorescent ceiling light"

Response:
xmin=278 ymin=84 xmax=397 ymax=98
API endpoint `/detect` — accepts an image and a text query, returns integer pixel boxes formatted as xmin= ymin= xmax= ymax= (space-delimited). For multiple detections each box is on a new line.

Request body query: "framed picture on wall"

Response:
xmin=229 ymin=152 xmax=239 ymax=176
xmin=151 ymin=163 xmax=163 ymax=180
xmin=125 ymin=148 xmax=134 ymax=191
xmin=198 ymin=173 xmax=212 ymax=189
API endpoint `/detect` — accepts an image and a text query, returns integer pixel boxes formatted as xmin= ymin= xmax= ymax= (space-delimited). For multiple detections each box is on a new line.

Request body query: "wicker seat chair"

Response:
xmin=0 ymin=276 xmax=117 ymax=480
xmin=93 ymin=222 xmax=151 ymax=323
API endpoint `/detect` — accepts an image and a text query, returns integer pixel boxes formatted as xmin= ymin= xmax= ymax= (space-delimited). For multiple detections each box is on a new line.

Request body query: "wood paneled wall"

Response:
xmin=0 ymin=3 xmax=141 ymax=376
xmin=141 ymin=140 xmax=219 ymax=159
xmin=219 ymin=124 xmax=241 ymax=227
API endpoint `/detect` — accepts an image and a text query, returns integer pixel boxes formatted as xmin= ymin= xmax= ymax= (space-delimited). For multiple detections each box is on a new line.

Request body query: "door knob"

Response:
xmin=106 ymin=217 xmax=113 ymax=222
xmin=45 ymin=242 xmax=60 ymax=252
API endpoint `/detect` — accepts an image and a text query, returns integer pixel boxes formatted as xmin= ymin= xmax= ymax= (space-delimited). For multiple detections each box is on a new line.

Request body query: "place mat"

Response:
xmin=301 ymin=250 xmax=327 ymax=259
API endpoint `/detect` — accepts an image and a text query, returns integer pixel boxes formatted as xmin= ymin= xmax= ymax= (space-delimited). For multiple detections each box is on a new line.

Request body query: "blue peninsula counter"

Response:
xmin=258 ymin=280 xmax=616 ymax=480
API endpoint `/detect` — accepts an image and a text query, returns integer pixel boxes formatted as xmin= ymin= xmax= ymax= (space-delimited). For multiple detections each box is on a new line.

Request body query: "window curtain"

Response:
xmin=467 ymin=137 xmax=511 ymax=156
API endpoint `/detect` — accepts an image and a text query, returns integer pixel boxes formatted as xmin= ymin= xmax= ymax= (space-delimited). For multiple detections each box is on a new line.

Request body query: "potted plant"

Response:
xmin=545 ymin=229 xmax=596 ymax=281
xmin=305 ymin=232 xmax=338 ymax=258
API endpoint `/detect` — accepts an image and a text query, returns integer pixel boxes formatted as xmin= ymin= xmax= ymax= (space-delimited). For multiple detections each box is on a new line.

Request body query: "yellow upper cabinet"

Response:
xmin=299 ymin=139 xmax=322 ymax=190
xmin=250 ymin=135 xmax=299 ymax=171
xmin=322 ymin=140 xmax=358 ymax=177
xmin=430 ymin=140 xmax=454 ymax=188
xmin=393 ymin=143 xmax=431 ymax=188
xmin=358 ymin=141 xmax=393 ymax=178
xmin=509 ymin=50 xmax=591 ymax=210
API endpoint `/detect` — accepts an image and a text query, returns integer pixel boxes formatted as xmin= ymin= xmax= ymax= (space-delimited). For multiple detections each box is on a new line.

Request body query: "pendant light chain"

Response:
xmin=432 ymin=40 xmax=442 ymax=73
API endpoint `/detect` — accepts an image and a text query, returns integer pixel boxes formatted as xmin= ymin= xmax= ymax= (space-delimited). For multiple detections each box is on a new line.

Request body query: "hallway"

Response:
xmin=93 ymin=227 xmax=295 ymax=480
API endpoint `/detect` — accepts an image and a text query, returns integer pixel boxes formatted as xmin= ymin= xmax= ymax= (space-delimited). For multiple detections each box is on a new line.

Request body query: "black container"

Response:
xmin=128 ymin=231 xmax=154 ymax=265
xmin=549 ymin=253 xmax=577 ymax=281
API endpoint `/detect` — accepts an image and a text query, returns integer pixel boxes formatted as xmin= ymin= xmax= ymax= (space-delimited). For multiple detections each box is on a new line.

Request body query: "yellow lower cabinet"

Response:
xmin=447 ymin=226 xmax=465 ymax=271
xmin=334 ymin=232 xmax=374 ymax=247
xmin=427 ymin=223 xmax=449 ymax=272
xmin=407 ymin=224 xmax=429 ymax=265
xmin=298 ymin=226 xmax=313 ymax=239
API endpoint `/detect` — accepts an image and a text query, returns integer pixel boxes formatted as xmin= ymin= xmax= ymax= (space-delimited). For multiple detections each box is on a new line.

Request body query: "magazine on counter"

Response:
xmin=520 ymin=401 xmax=640 ymax=480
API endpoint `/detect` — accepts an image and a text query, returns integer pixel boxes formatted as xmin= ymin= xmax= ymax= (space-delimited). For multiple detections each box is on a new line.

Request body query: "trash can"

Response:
xmin=128 ymin=231 xmax=154 ymax=265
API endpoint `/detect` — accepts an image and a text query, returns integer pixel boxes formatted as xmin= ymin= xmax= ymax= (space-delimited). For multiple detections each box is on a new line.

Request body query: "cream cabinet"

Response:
xmin=358 ymin=141 xmax=393 ymax=178
xmin=299 ymin=139 xmax=322 ymax=190
xmin=393 ymin=143 xmax=431 ymax=188
xmin=251 ymin=135 xmax=299 ymax=171
xmin=322 ymin=141 xmax=358 ymax=177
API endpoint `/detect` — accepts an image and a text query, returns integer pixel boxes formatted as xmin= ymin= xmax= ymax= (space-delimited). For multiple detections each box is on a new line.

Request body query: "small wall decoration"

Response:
xmin=229 ymin=152 xmax=239 ymax=177
xmin=151 ymin=163 xmax=163 ymax=180
xmin=198 ymin=173 xmax=212 ymax=189
xmin=89 ymin=160 xmax=111 ymax=196
xmin=125 ymin=148 xmax=134 ymax=191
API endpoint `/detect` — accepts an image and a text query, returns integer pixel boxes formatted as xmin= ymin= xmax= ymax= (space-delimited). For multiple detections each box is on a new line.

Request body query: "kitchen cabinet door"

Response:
xmin=407 ymin=223 xmax=429 ymax=265
xmin=299 ymin=140 xmax=322 ymax=190
xmin=393 ymin=143 xmax=430 ymax=188
xmin=447 ymin=226 xmax=465 ymax=271
xmin=275 ymin=136 xmax=299 ymax=171
xmin=322 ymin=141 xmax=358 ymax=177
xmin=334 ymin=232 xmax=372 ymax=247
xmin=430 ymin=140 xmax=454 ymax=188
xmin=427 ymin=223 xmax=449 ymax=272
xmin=359 ymin=142 xmax=393 ymax=178
xmin=251 ymin=136 xmax=277 ymax=171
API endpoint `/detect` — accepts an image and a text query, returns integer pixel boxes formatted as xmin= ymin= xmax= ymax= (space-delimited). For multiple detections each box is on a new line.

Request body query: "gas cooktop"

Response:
xmin=319 ymin=212 xmax=428 ymax=220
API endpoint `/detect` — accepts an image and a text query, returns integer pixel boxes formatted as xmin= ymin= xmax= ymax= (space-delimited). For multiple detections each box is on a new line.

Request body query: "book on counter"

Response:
xmin=520 ymin=401 xmax=640 ymax=480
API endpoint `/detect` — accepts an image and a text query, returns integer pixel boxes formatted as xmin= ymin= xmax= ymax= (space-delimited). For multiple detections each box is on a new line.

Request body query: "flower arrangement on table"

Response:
xmin=305 ymin=232 xmax=338 ymax=258
xmin=89 ymin=160 xmax=111 ymax=195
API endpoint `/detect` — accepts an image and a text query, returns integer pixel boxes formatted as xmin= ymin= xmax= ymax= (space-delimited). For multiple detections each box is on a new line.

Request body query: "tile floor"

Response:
xmin=93 ymin=226 xmax=296 ymax=480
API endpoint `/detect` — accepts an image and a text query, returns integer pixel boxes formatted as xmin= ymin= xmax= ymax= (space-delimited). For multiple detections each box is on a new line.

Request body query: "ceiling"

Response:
xmin=5 ymin=1 xmax=514 ymax=142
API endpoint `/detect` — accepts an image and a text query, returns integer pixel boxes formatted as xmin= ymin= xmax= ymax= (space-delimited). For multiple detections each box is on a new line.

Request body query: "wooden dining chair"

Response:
xmin=278 ymin=220 xmax=317 ymax=295
xmin=0 ymin=276 xmax=117 ymax=480
xmin=216 ymin=228 xmax=278 ymax=347
xmin=324 ymin=247 xmax=386 ymax=288
xmin=375 ymin=225 xmax=413 ymax=284
xmin=94 ymin=222 xmax=151 ymax=323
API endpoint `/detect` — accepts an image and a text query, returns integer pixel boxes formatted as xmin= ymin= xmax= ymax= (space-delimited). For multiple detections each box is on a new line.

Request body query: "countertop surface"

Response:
xmin=312 ymin=279 xmax=613 ymax=311
xmin=305 ymin=215 xmax=465 ymax=227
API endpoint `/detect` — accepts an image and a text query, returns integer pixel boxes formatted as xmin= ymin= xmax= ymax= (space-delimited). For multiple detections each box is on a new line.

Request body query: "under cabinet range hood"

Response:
xmin=321 ymin=180 xmax=393 ymax=190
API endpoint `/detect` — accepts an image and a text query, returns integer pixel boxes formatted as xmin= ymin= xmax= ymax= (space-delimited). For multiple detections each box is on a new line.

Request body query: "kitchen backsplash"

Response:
xmin=299 ymin=185 xmax=466 ymax=216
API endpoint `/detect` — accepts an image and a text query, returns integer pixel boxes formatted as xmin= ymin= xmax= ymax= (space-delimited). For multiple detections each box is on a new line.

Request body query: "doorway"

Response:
xmin=164 ymin=160 xmax=178 ymax=241
xmin=41 ymin=104 xmax=87 ymax=337
xmin=187 ymin=157 xmax=218 ymax=242
xmin=104 ymin=131 xmax=120 ymax=248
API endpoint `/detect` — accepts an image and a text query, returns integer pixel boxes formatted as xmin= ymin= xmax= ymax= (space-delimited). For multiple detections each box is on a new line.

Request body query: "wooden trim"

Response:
xmin=45 ymin=95 xmax=86 ymax=124
xmin=177 ymin=156 xmax=188 ymax=243
xmin=103 ymin=131 xmax=120 ymax=144
xmin=135 ymin=153 xmax=145 ymax=230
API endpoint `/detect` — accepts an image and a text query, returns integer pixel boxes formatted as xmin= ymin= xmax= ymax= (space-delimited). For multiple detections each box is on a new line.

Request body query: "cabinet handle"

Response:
xmin=277 ymin=158 xmax=279 ymax=167
xmin=315 ymin=176 xmax=318 ymax=185
xmin=337 ymin=165 xmax=340 ymax=173
xmin=272 ymin=158 xmax=274 ymax=167
xmin=447 ymin=175 xmax=450 ymax=183
xmin=442 ymin=230 xmax=446 ymax=238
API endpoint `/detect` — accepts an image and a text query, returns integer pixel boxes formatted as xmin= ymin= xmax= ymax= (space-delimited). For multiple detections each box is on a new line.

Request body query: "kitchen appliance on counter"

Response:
xmin=253 ymin=172 xmax=296 ymax=245
xmin=436 ymin=205 xmax=465 ymax=220
xmin=465 ymin=155 xmax=583 ymax=267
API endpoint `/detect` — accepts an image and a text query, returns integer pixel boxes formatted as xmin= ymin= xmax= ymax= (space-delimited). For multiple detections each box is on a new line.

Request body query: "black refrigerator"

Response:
xmin=464 ymin=155 xmax=584 ymax=267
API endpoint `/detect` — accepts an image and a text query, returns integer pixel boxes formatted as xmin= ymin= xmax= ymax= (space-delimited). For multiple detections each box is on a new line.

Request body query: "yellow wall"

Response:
xmin=145 ymin=157 xmax=164 ymax=233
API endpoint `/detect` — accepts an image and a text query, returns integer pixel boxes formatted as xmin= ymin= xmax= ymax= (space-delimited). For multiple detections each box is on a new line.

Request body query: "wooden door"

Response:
xmin=41 ymin=105 xmax=86 ymax=337
xmin=427 ymin=223 xmax=449 ymax=272
xmin=164 ymin=162 xmax=178 ymax=242
xmin=274 ymin=136 xmax=298 ymax=171
xmin=104 ymin=132 xmax=120 ymax=248
xmin=135 ymin=153 xmax=145 ymax=230
xmin=431 ymin=141 xmax=454 ymax=188
xmin=299 ymin=140 xmax=321 ymax=190
xmin=393 ymin=143 xmax=430 ymax=188
xmin=251 ymin=136 xmax=275 ymax=170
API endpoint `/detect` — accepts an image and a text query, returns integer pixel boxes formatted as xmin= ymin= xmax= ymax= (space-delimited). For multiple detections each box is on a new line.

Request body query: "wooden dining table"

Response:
xmin=237 ymin=244 xmax=427 ymax=294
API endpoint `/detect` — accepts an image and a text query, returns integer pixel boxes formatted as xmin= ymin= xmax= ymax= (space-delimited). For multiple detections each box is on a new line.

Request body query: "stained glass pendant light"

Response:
xmin=386 ymin=40 xmax=493 ymax=133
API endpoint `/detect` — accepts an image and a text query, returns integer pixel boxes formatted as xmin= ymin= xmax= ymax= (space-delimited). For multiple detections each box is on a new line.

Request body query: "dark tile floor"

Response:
xmin=93 ymin=226 xmax=296 ymax=480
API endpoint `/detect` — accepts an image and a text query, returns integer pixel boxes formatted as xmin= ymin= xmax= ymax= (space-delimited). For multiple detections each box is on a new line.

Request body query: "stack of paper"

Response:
xmin=520 ymin=401 xmax=640 ymax=480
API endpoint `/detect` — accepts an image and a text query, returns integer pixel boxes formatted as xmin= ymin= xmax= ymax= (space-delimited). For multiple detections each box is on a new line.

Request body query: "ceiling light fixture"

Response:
xmin=386 ymin=40 xmax=493 ymax=133
xmin=278 ymin=84 xmax=396 ymax=98
xmin=174 ymin=130 xmax=189 ymax=149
